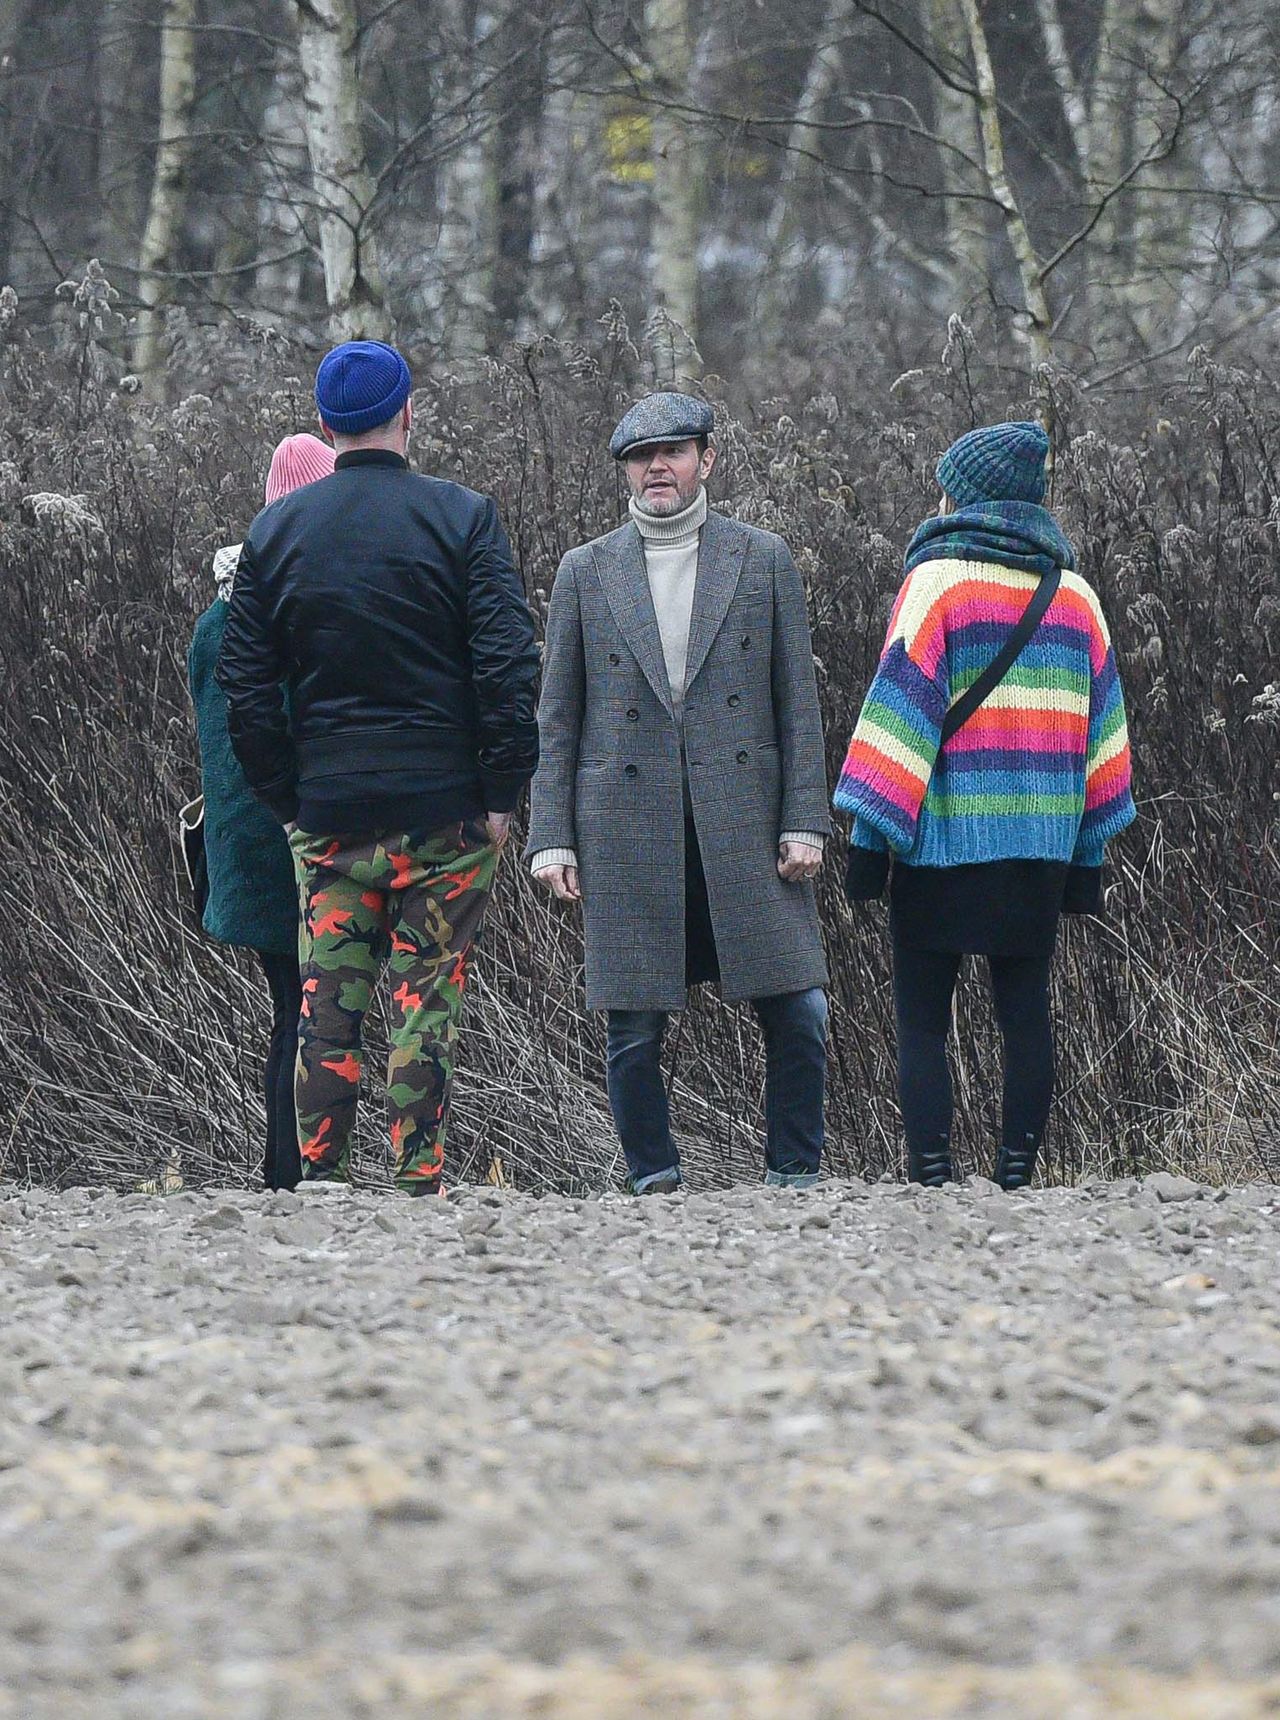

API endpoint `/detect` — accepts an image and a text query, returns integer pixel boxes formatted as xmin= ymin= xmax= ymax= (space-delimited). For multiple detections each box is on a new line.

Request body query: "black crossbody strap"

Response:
xmin=940 ymin=565 xmax=1063 ymax=745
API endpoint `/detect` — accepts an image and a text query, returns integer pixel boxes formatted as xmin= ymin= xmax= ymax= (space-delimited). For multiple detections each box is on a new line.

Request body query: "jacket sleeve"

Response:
xmin=464 ymin=497 xmax=542 ymax=812
xmin=832 ymin=567 xmax=948 ymax=855
xmin=1063 ymin=863 xmax=1103 ymax=915
xmin=522 ymin=552 xmax=585 ymax=859
xmin=844 ymin=841 xmax=890 ymax=902
xmin=214 ymin=538 xmax=298 ymax=824
xmin=770 ymin=538 xmax=832 ymax=838
xmin=1073 ymin=608 xmax=1136 ymax=866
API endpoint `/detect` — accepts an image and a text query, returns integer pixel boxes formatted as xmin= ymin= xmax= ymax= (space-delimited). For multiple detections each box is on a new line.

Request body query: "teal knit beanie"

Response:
xmin=936 ymin=421 xmax=1050 ymax=507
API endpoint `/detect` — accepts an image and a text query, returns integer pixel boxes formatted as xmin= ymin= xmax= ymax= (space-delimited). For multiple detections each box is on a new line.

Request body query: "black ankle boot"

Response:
xmin=994 ymin=1132 xmax=1039 ymax=1190
xmin=908 ymin=1135 xmax=952 ymax=1188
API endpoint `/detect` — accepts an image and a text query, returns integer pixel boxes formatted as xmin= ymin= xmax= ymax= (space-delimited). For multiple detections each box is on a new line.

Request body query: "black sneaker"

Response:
xmin=908 ymin=1135 xmax=953 ymax=1189
xmin=994 ymin=1132 xmax=1039 ymax=1190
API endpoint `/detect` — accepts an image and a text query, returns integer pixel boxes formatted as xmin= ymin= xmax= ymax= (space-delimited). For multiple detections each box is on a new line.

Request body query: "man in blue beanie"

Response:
xmin=217 ymin=339 xmax=540 ymax=1196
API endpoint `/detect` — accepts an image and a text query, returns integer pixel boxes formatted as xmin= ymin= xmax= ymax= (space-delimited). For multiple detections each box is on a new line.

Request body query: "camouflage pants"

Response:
xmin=289 ymin=819 xmax=498 ymax=1192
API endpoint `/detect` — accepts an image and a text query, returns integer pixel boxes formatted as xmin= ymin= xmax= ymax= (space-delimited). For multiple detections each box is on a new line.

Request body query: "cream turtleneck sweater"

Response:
xmin=629 ymin=485 xmax=706 ymax=715
xmin=530 ymin=487 xmax=823 ymax=873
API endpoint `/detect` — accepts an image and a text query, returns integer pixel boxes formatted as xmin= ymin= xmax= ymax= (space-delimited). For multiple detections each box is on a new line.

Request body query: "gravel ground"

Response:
xmin=2 ymin=1172 xmax=1279 ymax=1718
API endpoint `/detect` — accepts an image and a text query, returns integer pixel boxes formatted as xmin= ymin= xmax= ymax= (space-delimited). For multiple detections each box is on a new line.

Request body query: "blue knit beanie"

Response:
xmin=936 ymin=420 xmax=1050 ymax=507
xmin=314 ymin=340 xmax=412 ymax=435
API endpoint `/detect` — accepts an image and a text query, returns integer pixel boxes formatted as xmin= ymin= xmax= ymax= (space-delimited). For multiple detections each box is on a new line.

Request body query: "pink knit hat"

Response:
xmin=264 ymin=432 xmax=335 ymax=504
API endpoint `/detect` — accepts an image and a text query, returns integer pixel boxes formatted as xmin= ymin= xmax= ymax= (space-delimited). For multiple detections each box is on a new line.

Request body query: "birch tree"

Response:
xmin=957 ymin=0 xmax=1053 ymax=370
xmin=133 ymin=0 xmax=199 ymax=386
xmin=1123 ymin=0 xmax=1186 ymax=338
xmin=292 ymin=0 xmax=391 ymax=342
xmin=254 ymin=45 xmax=312 ymax=314
xmin=927 ymin=0 xmax=989 ymax=312
xmin=1032 ymin=0 xmax=1088 ymax=178
xmin=429 ymin=0 xmax=497 ymax=362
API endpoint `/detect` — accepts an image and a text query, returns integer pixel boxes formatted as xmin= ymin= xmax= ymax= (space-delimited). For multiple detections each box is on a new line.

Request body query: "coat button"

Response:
xmin=608 ymin=652 xmax=621 ymax=666
xmin=740 ymin=634 xmax=751 ymax=650
xmin=727 ymin=694 xmax=741 ymax=708
xmin=736 ymin=749 xmax=749 ymax=763
xmin=626 ymin=708 xmax=639 ymax=722
xmin=625 ymin=763 xmax=638 ymax=777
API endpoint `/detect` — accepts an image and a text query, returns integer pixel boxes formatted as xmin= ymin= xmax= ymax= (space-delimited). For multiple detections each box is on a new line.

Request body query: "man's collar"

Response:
xmin=334 ymin=449 xmax=409 ymax=471
xmin=628 ymin=485 xmax=709 ymax=543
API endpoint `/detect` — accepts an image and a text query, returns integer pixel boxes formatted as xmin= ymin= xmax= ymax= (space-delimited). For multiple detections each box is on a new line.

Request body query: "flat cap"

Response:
xmin=609 ymin=392 xmax=715 ymax=460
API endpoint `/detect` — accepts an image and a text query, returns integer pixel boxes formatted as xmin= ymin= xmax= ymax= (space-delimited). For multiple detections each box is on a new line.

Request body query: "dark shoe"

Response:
xmin=625 ymin=1167 xmax=682 ymax=1196
xmin=764 ymin=1166 xmax=821 ymax=1188
xmin=994 ymin=1133 xmax=1039 ymax=1190
xmin=908 ymin=1135 xmax=952 ymax=1189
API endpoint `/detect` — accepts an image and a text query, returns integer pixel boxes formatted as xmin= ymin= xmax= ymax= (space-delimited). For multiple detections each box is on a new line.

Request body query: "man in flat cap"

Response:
xmin=218 ymin=339 xmax=540 ymax=1195
xmin=527 ymin=391 xmax=831 ymax=1193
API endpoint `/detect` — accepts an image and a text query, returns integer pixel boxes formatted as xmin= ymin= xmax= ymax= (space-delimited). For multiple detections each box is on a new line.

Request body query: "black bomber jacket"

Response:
xmin=215 ymin=450 xmax=540 ymax=826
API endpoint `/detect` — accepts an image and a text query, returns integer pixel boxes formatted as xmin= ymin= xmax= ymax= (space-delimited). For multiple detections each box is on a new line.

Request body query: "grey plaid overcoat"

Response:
xmin=525 ymin=508 xmax=832 ymax=1011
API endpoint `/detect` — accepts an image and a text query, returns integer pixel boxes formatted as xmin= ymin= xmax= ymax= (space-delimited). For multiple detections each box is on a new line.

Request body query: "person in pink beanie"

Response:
xmin=264 ymin=432 xmax=337 ymax=505
xmin=186 ymin=432 xmax=337 ymax=1190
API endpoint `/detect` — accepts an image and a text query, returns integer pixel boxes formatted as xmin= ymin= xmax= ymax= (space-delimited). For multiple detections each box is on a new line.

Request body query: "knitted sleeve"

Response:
xmin=1073 ymin=607 xmax=1136 ymax=865
xmin=832 ymin=568 xmax=949 ymax=854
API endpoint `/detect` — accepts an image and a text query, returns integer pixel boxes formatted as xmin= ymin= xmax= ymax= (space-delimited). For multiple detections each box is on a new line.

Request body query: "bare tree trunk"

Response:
xmin=491 ymin=16 xmax=546 ymax=342
xmin=1033 ymin=0 xmax=1089 ymax=176
xmin=96 ymin=0 xmax=148 ymax=266
xmin=958 ymin=0 xmax=1053 ymax=370
xmin=1084 ymin=0 xmax=1184 ymax=347
xmin=525 ymin=77 xmax=607 ymax=340
xmin=428 ymin=0 xmax=497 ymax=363
xmin=433 ymin=130 xmax=496 ymax=361
xmin=0 ymin=0 xmax=36 ymax=283
xmin=255 ymin=42 xmax=311 ymax=317
xmin=645 ymin=0 xmax=700 ymax=365
xmin=1088 ymin=0 xmax=1137 ymax=185
xmin=133 ymin=0 xmax=199 ymax=388
xmin=927 ymin=0 xmax=989 ymax=313
xmin=291 ymin=0 xmax=390 ymax=343
xmin=757 ymin=0 xmax=857 ymax=327
xmin=1124 ymin=0 xmax=1185 ymax=338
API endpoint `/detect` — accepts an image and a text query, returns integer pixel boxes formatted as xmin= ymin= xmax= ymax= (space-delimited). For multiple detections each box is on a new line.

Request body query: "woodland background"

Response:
xmin=0 ymin=0 xmax=1277 ymax=1188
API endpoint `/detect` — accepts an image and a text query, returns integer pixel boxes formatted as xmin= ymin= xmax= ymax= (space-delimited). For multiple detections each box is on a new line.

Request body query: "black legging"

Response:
xmin=258 ymin=951 xmax=303 ymax=1192
xmin=893 ymin=946 xmax=1055 ymax=1169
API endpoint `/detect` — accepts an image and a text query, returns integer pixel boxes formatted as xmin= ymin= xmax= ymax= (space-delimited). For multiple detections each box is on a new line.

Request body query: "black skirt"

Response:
xmin=890 ymin=858 xmax=1069 ymax=959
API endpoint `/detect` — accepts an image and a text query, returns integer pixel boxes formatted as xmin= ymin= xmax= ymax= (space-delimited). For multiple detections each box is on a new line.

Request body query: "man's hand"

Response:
xmin=485 ymin=812 xmax=512 ymax=849
xmin=283 ymin=820 xmax=298 ymax=838
xmin=534 ymin=863 xmax=582 ymax=902
xmin=778 ymin=840 xmax=823 ymax=883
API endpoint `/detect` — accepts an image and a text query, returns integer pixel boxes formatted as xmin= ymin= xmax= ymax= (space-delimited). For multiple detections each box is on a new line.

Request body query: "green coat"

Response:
xmin=188 ymin=598 xmax=298 ymax=956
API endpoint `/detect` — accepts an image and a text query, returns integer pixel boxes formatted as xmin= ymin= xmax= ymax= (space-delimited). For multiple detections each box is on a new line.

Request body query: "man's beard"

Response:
xmin=632 ymin=480 xmax=698 ymax=518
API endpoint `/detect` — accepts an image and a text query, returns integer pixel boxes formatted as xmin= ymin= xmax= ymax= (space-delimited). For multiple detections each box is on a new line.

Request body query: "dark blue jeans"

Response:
xmin=606 ymin=988 xmax=828 ymax=1187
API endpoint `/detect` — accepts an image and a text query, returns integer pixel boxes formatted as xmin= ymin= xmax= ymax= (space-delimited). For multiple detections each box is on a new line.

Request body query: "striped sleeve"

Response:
xmin=1072 ymin=609 xmax=1136 ymax=865
xmin=832 ymin=568 xmax=949 ymax=854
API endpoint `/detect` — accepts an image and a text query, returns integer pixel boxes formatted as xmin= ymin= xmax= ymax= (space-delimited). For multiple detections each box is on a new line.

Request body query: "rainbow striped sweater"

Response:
xmin=833 ymin=557 xmax=1135 ymax=868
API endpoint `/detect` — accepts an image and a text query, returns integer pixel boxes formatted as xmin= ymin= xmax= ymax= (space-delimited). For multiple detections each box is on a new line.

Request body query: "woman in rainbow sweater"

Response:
xmin=834 ymin=421 xmax=1135 ymax=1191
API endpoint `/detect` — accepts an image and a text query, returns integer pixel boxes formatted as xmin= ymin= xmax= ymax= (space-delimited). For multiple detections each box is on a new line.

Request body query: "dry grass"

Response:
xmin=1 ymin=278 xmax=1276 ymax=1190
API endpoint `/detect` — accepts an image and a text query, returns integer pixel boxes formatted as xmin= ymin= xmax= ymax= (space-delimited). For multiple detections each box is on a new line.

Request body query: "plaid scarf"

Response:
xmin=904 ymin=500 xmax=1075 ymax=578
xmin=213 ymin=542 xmax=242 ymax=603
